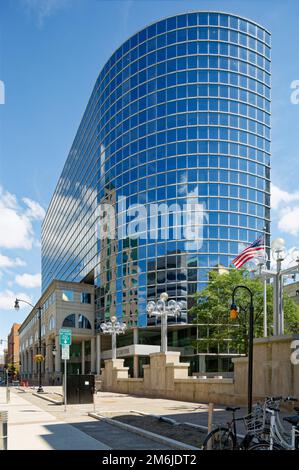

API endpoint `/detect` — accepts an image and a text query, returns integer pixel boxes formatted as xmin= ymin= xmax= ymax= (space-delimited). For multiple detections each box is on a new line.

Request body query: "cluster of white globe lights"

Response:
xmin=234 ymin=237 xmax=299 ymax=337
xmin=147 ymin=294 xmax=185 ymax=353
xmin=255 ymin=237 xmax=299 ymax=269
xmin=100 ymin=237 xmax=299 ymax=358
xmin=100 ymin=295 xmax=184 ymax=356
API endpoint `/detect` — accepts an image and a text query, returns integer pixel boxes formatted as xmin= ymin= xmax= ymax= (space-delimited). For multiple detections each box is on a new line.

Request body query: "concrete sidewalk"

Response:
xmin=0 ymin=387 xmax=110 ymax=450
xmin=92 ymin=391 xmax=293 ymax=434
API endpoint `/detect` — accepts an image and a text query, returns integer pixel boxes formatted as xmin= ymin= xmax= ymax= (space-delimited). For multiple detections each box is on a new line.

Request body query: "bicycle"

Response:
xmin=250 ymin=398 xmax=299 ymax=450
xmin=202 ymin=405 xmax=266 ymax=450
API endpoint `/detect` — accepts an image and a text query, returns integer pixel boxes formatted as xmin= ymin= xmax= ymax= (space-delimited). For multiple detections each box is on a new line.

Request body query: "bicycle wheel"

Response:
xmin=202 ymin=427 xmax=235 ymax=450
xmin=249 ymin=441 xmax=283 ymax=450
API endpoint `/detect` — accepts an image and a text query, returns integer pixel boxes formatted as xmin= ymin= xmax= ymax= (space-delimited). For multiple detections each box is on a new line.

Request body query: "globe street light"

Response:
xmin=100 ymin=316 xmax=126 ymax=360
xmin=14 ymin=298 xmax=44 ymax=393
xmin=251 ymin=251 xmax=269 ymax=337
xmin=146 ymin=293 xmax=182 ymax=353
xmin=256 ymin=239 xmax=299 ymax=336
xmin=271 ymin=238 xmax=286 ymax=335
xmin=271 ymin=239 xmax=299 ymax=335
xmin=271 ymin=237 xmax=286 ymax=258
xmin=291 ymin=248 xmax=299 ymax=264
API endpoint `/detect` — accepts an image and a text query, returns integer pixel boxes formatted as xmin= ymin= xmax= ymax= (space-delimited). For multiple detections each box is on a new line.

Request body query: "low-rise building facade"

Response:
xmin=7 ymin=323 xmax=21 ymax=375
xmin=19 ymin=280 xmax=95 ymax=385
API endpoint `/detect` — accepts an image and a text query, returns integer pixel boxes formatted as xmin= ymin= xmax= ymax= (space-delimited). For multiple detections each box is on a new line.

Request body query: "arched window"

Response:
xmin=41 ymin=325 xmax=46 ymax=337
xmin=34 ymin=331 xmax=38 ymax=342
xmin=78 ymin=314 xmax=91 ymax=329
xmin=29 ymin=336 xmax=33 ymax=345
xmin=62 ymin=314 xmax=76 ymax=328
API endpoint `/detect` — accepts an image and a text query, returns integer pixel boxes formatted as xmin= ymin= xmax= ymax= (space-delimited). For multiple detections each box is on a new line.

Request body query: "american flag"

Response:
xmin=232 ymin=235 xmax=265 ymax=269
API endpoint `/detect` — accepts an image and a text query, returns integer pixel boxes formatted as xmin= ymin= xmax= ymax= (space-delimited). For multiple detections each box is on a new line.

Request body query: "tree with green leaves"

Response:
xmin=190 ymin=268 xmax=299 ymax=355
xmin=7 ymin=363 xmax=20 ymax=379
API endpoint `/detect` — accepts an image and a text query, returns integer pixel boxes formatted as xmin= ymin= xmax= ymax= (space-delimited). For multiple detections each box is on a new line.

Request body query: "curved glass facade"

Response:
xmin=42 ymin=12 xmax=271 ymax=330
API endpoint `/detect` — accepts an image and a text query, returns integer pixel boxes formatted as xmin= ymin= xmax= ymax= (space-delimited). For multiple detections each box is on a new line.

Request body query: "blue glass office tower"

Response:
xmin=42 ymin=12 xmax=271 ymax=359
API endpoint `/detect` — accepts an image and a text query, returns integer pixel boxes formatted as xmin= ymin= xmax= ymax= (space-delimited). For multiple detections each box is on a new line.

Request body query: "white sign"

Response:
xmin=61 ymin=345 xmax=70 ymax=360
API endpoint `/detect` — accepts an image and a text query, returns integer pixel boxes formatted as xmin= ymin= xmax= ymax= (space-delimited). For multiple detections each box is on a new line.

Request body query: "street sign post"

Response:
xmin=62 ymin=345 xmax=69 ymax=412
xmin=59 ymin=330 xmax=72 ymax=412
xmin=59 ymin=329 xmax=72 ymax=346
xmin=61 ymin=345 xmax=70 ymax=360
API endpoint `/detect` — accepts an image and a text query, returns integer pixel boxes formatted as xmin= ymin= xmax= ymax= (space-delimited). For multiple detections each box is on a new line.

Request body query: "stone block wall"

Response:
xmin=101 ymin=334 xmax=299 ymax=405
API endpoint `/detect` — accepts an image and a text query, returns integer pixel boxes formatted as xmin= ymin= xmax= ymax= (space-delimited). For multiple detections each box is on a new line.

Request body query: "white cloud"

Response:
xmin=271 ymin=184 xmax=299 ymax=210
xmin=0 ymin=253 xmax=26 ymax=268
xmin=15 ymin=272 xmax=41 ymax=289
xmin=0 ymin=289 xmax=32 ymax=311
xmin=0 ymin=206 xmax=32 ymax=249
xmin=21 ymin=0 xmax=71 ymax=28
xmin=278 ymin=206 xmax=299 ymax=236
xmin=271 ymin=183 xmax=299 ymax=237
xmin=0 ymin=186 xmax=45 ymax=250
xmin=23 ymin=197 xmax=45 ymax=220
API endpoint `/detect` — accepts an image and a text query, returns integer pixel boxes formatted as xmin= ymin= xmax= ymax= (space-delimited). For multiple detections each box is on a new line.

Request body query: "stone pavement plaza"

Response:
xmin=41 ymin=385 xmax=247 ymax=426
xmin=4 ymin=386 xmax=291 ymax=450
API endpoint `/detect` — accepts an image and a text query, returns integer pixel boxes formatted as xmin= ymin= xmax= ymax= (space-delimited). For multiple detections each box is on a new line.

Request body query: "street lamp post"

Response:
xmin=252 ymin=251 xmax=269 ymax=338
xmin=100 ymin=316 xmax=126 ymax=360
xmin=146 ymin=293 xmax=182 ymax=353
xmin=14 ymin=298 xmax=44 ymax=393
xmin=230 ymin=285 xmax=254 ymax=415
xmin=271 ymin=238 xmax=286 ymax=336
xmin=259 ymin=238 xmax=299 ymax=336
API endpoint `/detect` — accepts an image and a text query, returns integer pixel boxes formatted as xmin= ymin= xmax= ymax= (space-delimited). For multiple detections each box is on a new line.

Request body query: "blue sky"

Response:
xmin=0 ymin=0 xmax=299 ymax=343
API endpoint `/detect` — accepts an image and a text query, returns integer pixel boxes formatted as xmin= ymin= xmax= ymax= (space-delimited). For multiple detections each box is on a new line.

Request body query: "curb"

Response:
xmin=32 ymin=392 xmax=63 ymax=405
xmin=88 ymin=412 xmax=200 ymax=450
xmin=184 ymin=422 xmax=209 ymax=432
xmin=131 ymin=409 xmax=205 ymax=429
xmin=184 ymin=421 xmax=244 ymax=439
xmin=130 ymin=409 xmax=178 ymax=426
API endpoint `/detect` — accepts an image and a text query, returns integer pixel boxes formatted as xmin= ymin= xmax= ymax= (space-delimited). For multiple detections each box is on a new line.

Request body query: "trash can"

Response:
xmin=66 ymin=375 xmax=95 ymax=404
xmin=0 ymin=411 xmax=8 ymax=450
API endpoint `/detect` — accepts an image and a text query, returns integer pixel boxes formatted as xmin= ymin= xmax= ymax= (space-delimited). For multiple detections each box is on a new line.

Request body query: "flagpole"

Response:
xmin=263 ymin=227 xmax=267 ymax=337
xmin=232 ymin=234 xmax=268 ymax=335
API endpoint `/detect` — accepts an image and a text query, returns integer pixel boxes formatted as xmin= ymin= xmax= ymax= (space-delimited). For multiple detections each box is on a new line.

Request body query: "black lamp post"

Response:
xmin=14 ymin=298 xmax=44 ymax=393
xmin=230 ymin=285 xmax=254 ymax=415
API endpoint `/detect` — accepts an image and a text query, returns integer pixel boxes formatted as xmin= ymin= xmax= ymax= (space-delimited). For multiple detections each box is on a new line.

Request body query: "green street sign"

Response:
xmin=59 ymin=329 xmax=72 ymax=346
